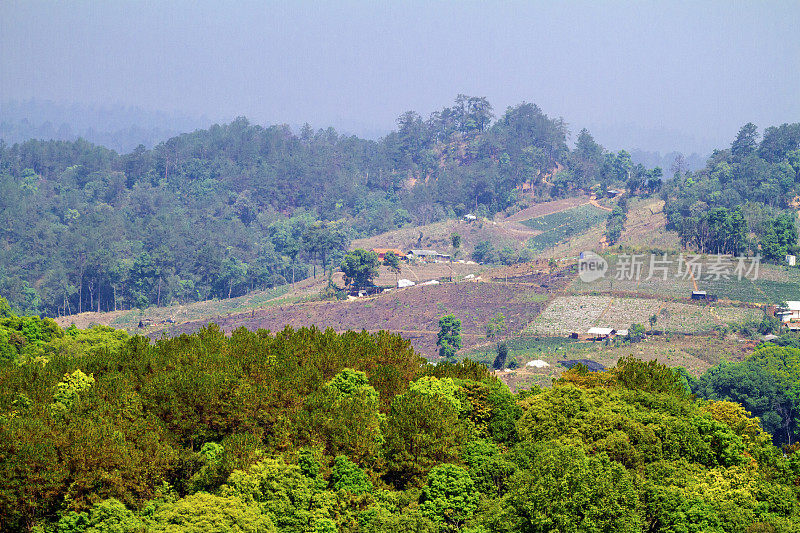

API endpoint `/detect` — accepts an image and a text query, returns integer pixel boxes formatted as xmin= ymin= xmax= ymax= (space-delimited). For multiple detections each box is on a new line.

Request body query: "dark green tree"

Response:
xmin=437 ymin=315 xmax=462 ymax=360
xmin=383 ymin=251 xmax=402 ymax=283
xmin=340 ymin=249 xmax=380 ymax=290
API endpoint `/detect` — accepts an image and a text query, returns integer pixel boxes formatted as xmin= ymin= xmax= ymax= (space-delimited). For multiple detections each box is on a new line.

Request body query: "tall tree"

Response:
xmin=436 ymin=314 xmax=462 ymax=360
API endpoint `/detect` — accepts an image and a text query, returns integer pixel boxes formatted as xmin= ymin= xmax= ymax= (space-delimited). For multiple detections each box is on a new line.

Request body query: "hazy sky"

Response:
xmin=2 ymin=0 xmax=799 ymax=154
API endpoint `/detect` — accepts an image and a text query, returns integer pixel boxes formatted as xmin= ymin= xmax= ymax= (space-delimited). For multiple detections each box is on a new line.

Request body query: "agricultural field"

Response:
xmin=569 ymin=253 xmax=800 ymax=304
xmin=500 ymin=195 xmax=589 ymax=224
xmin=353 ymin=197 xmax=592 ymax=260
xmin=617 ymin=197 xmax=681 ymax=250
xmin=524 ymin=295 xmax=762 ymax=336
xmin=568 ymin=254 xmax=692 ymax=297
xmin=474 ymin=334 xmax=760 ymax=391
xmin=522 ymin=204 xmax=608 ymax=251
xmin=524 ymin=295 xmax=612 ymax=335
xmin=57 ymin=285 xmax=293 ymax=333
xmin=161 ymin=280 xmax=552 ymax=357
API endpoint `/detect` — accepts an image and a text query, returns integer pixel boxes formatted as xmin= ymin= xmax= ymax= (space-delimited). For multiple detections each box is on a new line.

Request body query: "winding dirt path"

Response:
xmin=589 ymin=198 xmax=613 ymax=212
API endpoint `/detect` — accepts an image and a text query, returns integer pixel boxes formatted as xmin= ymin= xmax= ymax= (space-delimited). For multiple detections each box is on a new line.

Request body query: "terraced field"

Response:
xmin=522 ymin=204 xmax=608 ymax=251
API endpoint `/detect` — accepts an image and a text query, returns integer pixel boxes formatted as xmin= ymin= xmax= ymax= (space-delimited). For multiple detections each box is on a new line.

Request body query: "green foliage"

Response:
xmin=485 ymin=312 xmax=506 ymax=340
xmin=605 ymin=196 xmax=628 ymax=245
xmin=382 ymin=251 xmax=401 ymax=275
xmin=437 ymin=314 xmax=462 ymax=360
xmin=84 ymin=499 xmax=144 ymax=533
xmin=222 ymin=458 xmax=327 ymax=531
xmin=523 ymin=204 xmax=608 ymax=251
xmin=56 ymin=498 xmax=144 ymax=533
xmin=51 ymin=369 xmax=95 ymax=415
xmin=383 ymin=390 xmax=465 ymax=487
xmin=627 ymin=323 xmax=647 ymax=342
xmin=409 ymin=376 xmax=463 ymax=411
xmin=664 ymin=122 xmax=800 ymax=258
xmin=341 ymin=249 xmax=380 ymax=290
xmin=420 ymin=464 xmax=478 ymax=530
xmin=471 ymin=241 xmax=496 ymax=264
xmin=331 ymin=455 xmax=372 ymax=494
xmin=461 ymin=440 xmax=517 ymax=496
xmin=492 ymin=342 xmax=508 ymax=370
xmin=0 ymin=306 xmax=65 ymax=362
xmin=695 ymin=344 xmax=800 ymax=446
xmin=0 ymin=94 xmax=576 ymax=315
xmin=450 ymin=233 xmax=462 ymax=252
xmin=760 ymin=213 xmax=798 ymax=262
xmin=503 ymin=443 xmax=642 ymax=532
xmin=613 ymin=356 xmax=690 ymax=397
xmin=4 ymin=306 xmax=800 ymax=532
xmin=298 ymin=369 xmax=384 ymax=465
xmin=149 ymin=492 xmax=274 ymax=533
xmin=0 ymin=297 xmax=12 ymax=318
xmin=327 ymin=368 xmax=375 ymax=398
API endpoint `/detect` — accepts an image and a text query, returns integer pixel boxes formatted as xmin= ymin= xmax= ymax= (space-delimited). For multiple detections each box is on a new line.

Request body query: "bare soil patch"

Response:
xmin=160 ymin=280 xmax=556 ymax=357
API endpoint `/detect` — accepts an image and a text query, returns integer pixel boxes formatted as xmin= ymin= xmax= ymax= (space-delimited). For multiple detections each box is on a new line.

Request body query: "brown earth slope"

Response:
xmin=352 ymin=196 xmax=589 ymax=256
xmin=158 ymin=277 xmax=570 ymax=357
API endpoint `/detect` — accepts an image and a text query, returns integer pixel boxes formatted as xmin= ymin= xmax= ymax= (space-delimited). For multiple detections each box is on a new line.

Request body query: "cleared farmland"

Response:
xmin=159 ymin=281 xmax=552 ymax=358
xmin=568 ymin=254 xmax=800 ymax=304
xmin=524 ymin=295 xmax=762 ymax=336
xmin=472 ymin=334 xmax=759 ymax=391
xmin=522 ymin=204 xmax=608 ymax=251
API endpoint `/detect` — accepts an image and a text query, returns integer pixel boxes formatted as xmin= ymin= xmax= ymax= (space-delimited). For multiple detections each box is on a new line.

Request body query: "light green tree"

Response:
xmin=421 ymin=464 xmax=478 ymax=531
xmin=409 ymin=376 xmax=462 ymax=411
xmin=149 ymin=492 xmax=274 ymax=533
xmin=222 ymin=458 xmax=332 ymax=531
xmin=51 ymin=369 xmax=95 ymax=415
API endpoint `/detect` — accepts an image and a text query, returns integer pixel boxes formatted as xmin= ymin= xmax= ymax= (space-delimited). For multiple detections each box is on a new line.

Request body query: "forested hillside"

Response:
xmin=4 ymin=94 xmax=798 ymax=319
xmin=3 ymin=298 xmax=800 ymax=532
xmin=663 ymin=122 xmax=800 ymax=256
xmin=0 ymin=95 xmax=636 ymax=317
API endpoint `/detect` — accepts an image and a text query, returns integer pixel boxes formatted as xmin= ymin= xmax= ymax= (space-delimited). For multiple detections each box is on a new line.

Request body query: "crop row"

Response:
xmin=522 ymin=204 xmax=608 ymax=251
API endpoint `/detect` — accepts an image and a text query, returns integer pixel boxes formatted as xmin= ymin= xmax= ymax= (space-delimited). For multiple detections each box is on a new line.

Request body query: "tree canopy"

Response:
xmin=2 ymin=306 xmax=800 ymax=532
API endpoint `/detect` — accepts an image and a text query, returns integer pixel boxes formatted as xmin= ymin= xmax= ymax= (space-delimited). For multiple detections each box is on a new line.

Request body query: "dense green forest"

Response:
xmin=3 ymin=298 xmax=800 ymax=532
xmin=662 ymin=122 xmax=800 ymax=256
